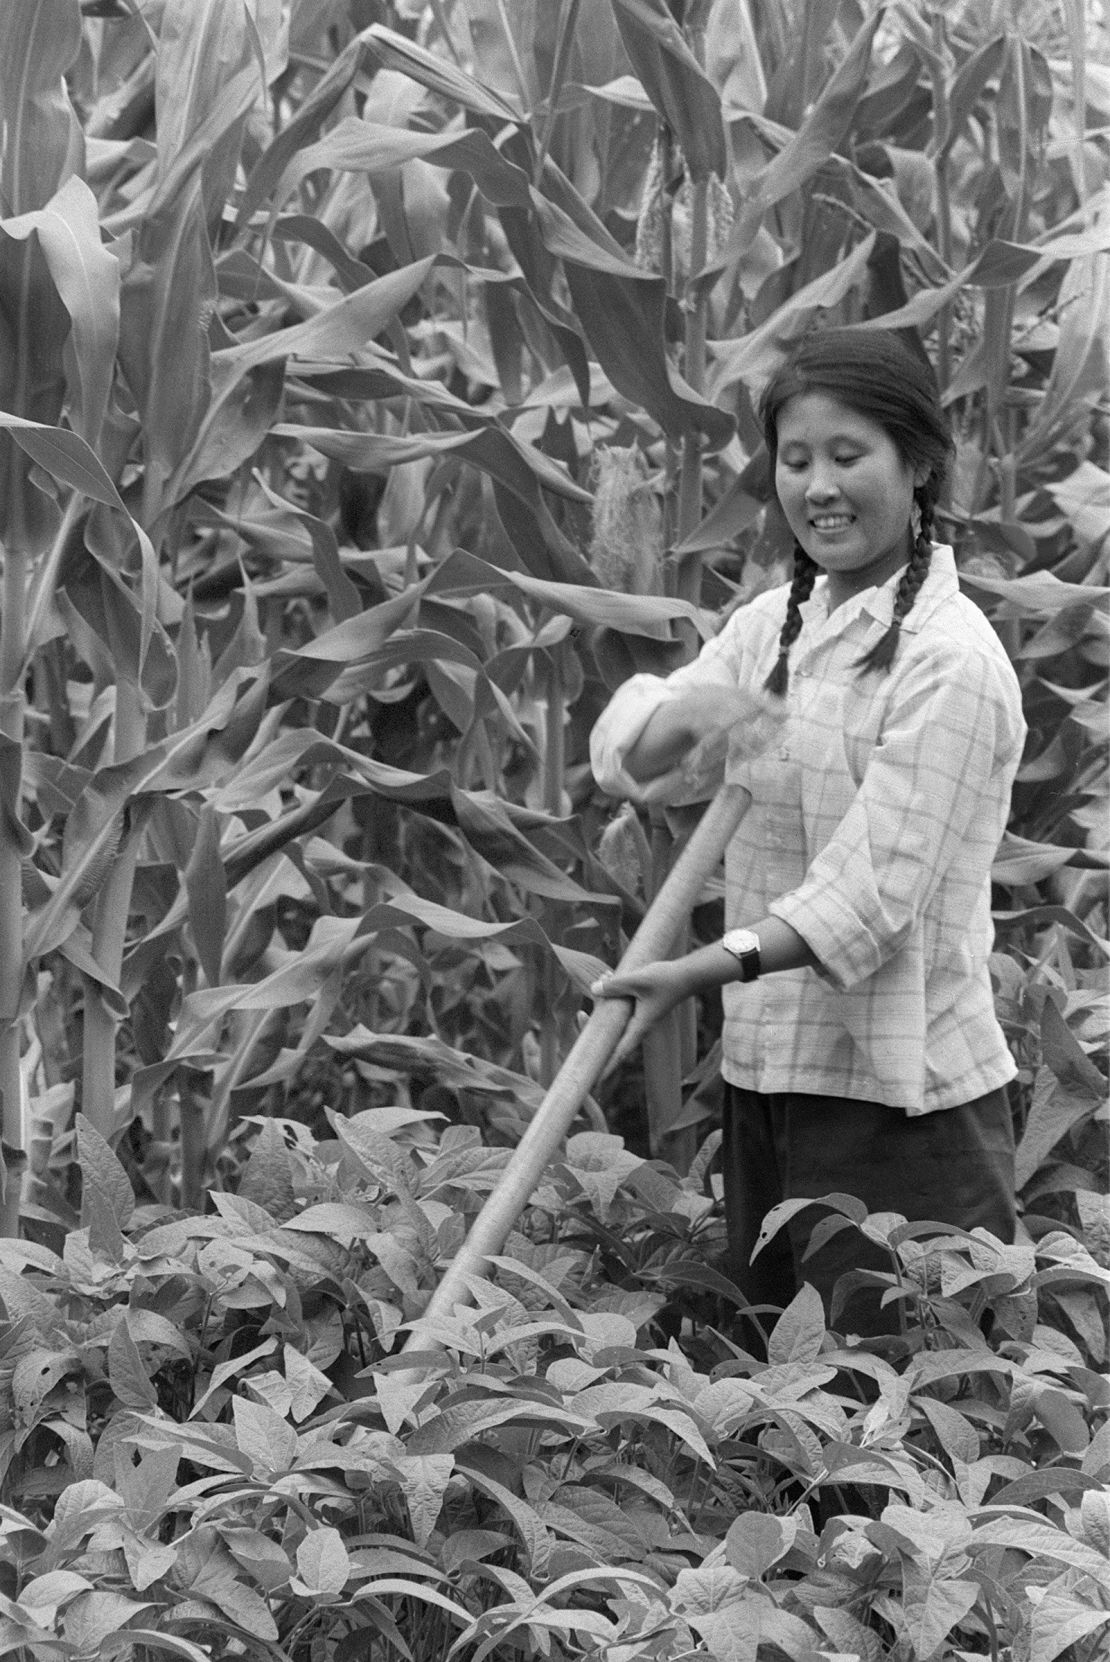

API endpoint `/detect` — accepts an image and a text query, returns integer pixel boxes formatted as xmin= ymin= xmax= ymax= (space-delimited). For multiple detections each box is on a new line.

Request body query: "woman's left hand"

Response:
xmin=590 ymin=958 xmax=698 ymax=1071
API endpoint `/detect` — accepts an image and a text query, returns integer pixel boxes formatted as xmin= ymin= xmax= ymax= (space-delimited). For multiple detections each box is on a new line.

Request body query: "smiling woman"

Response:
xmin=590 ymin=326 xmax=1027 ymax=1344
xmin=758 ymin=328 xmax=955 ymax=693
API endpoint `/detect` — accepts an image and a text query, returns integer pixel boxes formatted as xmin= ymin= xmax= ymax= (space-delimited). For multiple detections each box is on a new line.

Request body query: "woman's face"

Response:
xmin=773 ymin=392 xmax=926 ymax=608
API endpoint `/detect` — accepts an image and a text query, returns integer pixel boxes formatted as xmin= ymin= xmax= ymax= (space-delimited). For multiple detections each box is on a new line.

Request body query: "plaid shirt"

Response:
xmin=590 ymin=547 xmax=1026 ymax=1114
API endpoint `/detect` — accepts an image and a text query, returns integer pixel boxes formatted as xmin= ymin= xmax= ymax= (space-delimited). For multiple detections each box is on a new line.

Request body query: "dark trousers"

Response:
xmin=720 ymin=1084 xmax=1017 ymax=1341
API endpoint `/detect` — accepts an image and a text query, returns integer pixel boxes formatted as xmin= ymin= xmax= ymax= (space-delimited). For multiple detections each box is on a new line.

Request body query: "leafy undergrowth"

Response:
xmin=1 ymin=1112 xmax=1109 ymax=1662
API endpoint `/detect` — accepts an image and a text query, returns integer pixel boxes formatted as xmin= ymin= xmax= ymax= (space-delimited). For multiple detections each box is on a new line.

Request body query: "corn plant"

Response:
xmin=0 ymin=0 xmax=1104 ymax=1266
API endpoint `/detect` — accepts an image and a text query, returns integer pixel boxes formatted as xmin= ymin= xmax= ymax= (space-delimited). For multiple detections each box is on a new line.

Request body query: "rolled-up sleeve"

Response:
xmin=590 ymin=607 xmax=785 ymax=805
xmin=770 ymin=645 xmax=1022 ymax=990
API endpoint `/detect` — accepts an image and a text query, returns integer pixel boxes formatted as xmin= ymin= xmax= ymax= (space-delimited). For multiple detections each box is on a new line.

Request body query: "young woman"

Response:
xmin=589 ymin=327 xmax=1026 ymax=1339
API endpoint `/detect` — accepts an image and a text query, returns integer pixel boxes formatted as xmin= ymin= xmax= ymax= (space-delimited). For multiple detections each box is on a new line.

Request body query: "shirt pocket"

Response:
xmin=836 ymin=675 xmax=887 ymax=787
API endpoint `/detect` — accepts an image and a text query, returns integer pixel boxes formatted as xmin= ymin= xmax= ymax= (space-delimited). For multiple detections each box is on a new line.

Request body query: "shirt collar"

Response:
xmin=801 ymin=544 xmax=958 ymax=637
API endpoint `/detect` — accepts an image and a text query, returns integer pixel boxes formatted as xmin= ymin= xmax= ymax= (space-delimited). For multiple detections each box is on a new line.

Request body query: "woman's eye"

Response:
xmin=834 ymin=454 xmax=862 ymax=466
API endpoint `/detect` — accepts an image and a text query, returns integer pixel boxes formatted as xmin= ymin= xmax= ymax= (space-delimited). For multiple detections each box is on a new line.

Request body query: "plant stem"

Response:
xmin=540 ymin=642 xmax=566 ymax=1086
xmin=677 ymin=171 xmax=710 ymax=604
xmin=0 ymin=533 xmax=28 ymax=1237
xmin=82 ymin=675 xmax=146 ymax=1139
xmin=533 ymin=0 xmax=582 ymax=187
xmin=929 ymin=11 xmax=954 ymax=390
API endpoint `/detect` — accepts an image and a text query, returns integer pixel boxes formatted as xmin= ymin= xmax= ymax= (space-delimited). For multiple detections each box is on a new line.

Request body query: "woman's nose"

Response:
xmin=805 ymin=470 xmax=837 ymax=501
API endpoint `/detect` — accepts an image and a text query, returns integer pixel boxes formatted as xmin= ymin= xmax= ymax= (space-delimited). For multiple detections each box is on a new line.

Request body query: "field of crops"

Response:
xmin=0 ymin=3 xmax=1107 ymax=1658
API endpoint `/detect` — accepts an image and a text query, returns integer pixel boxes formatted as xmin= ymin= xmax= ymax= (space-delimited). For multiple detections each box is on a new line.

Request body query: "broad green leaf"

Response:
xmin=217 ymin=257 xmax=438 ymax=379
xmin=1045 ymin=461 xmax=1110 ymax=552
xmin=533 ymin=195 xmax=734 ymax=448
xmin=274 ymin=421 xmax=594 ymax=584
xmin=428 ymin=548 xmax=709 ymax=639
xmin=882 ymin=1501 xmax=973 ymax=1567
xmin=849 ymin=220 xmax=1110 ymax=340
xmin=709 ymin=234 xmax=876 ymax=393
xmin=539 ymin=1489 xmax=648 ymax=1564
xmin=325 ymin=1029 xmax=546 ymax=1118
xmin=12 ymin=1347 xmax=81 ymax=1427
xmin=151 ymin=0 xmax=264 ymax=227
xmin=1041 ymin=996 xmax=1106 ymax=1099
xmin=763 ymin=0 xmax=841 ymax=127
xmin=181 ymin=1561 xmax=280 ymax=1642
xmin=1029 ymin=1595 xmax=1110 ymax=1662
xmin=611 ymin=0 xmax=727 ymax=182
xmin=367 ymin=24 xmax=524 ymax=123
xmin=1080 ymin=1488 xmax=1110 ymax=1557
xmin=392 ymin=1454 xmax=455 ymax=1550
xmin=118 ymin=190 xmax=215 ymax=526
xmin=406 ymin=1398 xmax=592 ymax=1456
xmin=23 ymin=671 xmax=269 ymax=965
xmin=992 ymin=831 xmax=1105 ymax=885
xmin=751 ymin=6 xmax=883 ymax=223
xmin=76 ymin=1112 xmax=134 ymax=1231
xmin=274 ymin=117 xmax=532 ymax=213
xmin=813 ymin=1606 xmax=883 ymax=1662
xmin=294 ymin=1527 xmax=350 ymax=1597
xmin=16 ymin=1570 xmax=91 ymax=1621
xmin=155 ymin=0 xmax=252 ymax=165
xmin=247 ymin=475 xmax=361 ymax=623
xmin=117 ymin=1636 xmax=214 ymax=1662
xmin=707 ymin=0 xmax=767 ymax=115
xmin=767 ymin=1283 xmax=826 ymax=1366
xmin=914 ymin=1398 xmax=980 ymax=1465
xmin=164 ymin=357 xmax=285 ymax=512
xmin=1016 ymin=1066 xmax=1101 ymax=1189
xmin=106 ymin=1316 xmax=158 ymax=1411
xmin=455 ymin=1461 xmax=553 ymax=1580
xmin=63 ymin=1591 xmax=152 ymax=1655
xmin=0 ymin=415 xmax=160 ymax=656
xmin=232 ymin=1395 xmax=298 ymax=1475
xmin=0 ymin=0 xmax=83 ymax=216
xmin=960 ymin=566 xmax=1109 ymax=617
xmin=990 ymin=1467 xmax=1107 ymax=1510
xmin=355 ymin=1578 xmax=472 ymax=1639
xmin=672 ymin=1567 xmax=757 ymax=1662
xmin=207 ymin=734 xmax=617 ymax=912
xmin=237 ymin=1118 xmax=296 ymax=1223
xmin=0 ymin=223 xmax=71 ymax=546
xmin=898 ymin=1565 xmax=979 ymax=1661
xmin=971 ymin=1517 xmax=1110 ymax=1582
xmin=0 ymin=176 xmax=118 ymax=450
xmin=236 ymin=29 xmax=378 ymax=228
xmin=724 ymin=1512 xmax=794 ymax=1579
xmin=225 ymin=1529 xmax=293 ymax=1594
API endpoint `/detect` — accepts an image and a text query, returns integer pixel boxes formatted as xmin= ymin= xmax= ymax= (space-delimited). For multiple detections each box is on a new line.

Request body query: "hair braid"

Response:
xmin=763 ymin=546 xmax=819 ymax=696
xmin=853 ymin=487 xmax=935 ymax=676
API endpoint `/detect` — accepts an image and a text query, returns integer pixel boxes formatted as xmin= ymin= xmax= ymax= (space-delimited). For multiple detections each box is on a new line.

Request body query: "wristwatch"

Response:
xmin=720 ymin=927 xmax=762 ymax=982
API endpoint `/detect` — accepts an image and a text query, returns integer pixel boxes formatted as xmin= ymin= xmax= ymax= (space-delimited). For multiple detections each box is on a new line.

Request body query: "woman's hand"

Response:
xmin=624 ymin=685 xmax=783 ymax=785
xmin=591 ymin=957 xmax=699 ymax=1071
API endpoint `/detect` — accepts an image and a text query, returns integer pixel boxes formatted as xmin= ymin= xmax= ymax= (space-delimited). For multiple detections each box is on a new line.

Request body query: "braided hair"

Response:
xmin=764 ymin=547 xmax=819 ymax=697
xmin=757 ymin=328 xmax=954 ymax=697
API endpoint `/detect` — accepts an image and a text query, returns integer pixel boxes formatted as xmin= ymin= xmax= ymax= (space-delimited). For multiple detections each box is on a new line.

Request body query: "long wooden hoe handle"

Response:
xmin=402 ymin=784 xmax=752 ymax=1357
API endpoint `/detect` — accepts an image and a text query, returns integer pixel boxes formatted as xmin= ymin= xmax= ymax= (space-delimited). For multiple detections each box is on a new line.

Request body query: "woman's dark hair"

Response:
xmin=757 ymin=327 xmax=954 ymax=696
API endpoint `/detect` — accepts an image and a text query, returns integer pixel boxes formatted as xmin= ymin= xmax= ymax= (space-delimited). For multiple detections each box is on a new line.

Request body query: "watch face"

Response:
xmin=723 ymin=930 xmax=759 ymax=955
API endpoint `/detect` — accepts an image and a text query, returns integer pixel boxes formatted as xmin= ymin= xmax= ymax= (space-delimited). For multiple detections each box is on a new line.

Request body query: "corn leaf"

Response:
xmin=611 ymin=0 xmax=727 ymax=182
xmin=0 ymin=0 xmax=83 ymax=216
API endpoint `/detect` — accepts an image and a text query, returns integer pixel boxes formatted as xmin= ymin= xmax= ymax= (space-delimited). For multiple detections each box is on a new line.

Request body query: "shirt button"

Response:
xmin=779 ymin=747 xmax=790 ymax=760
